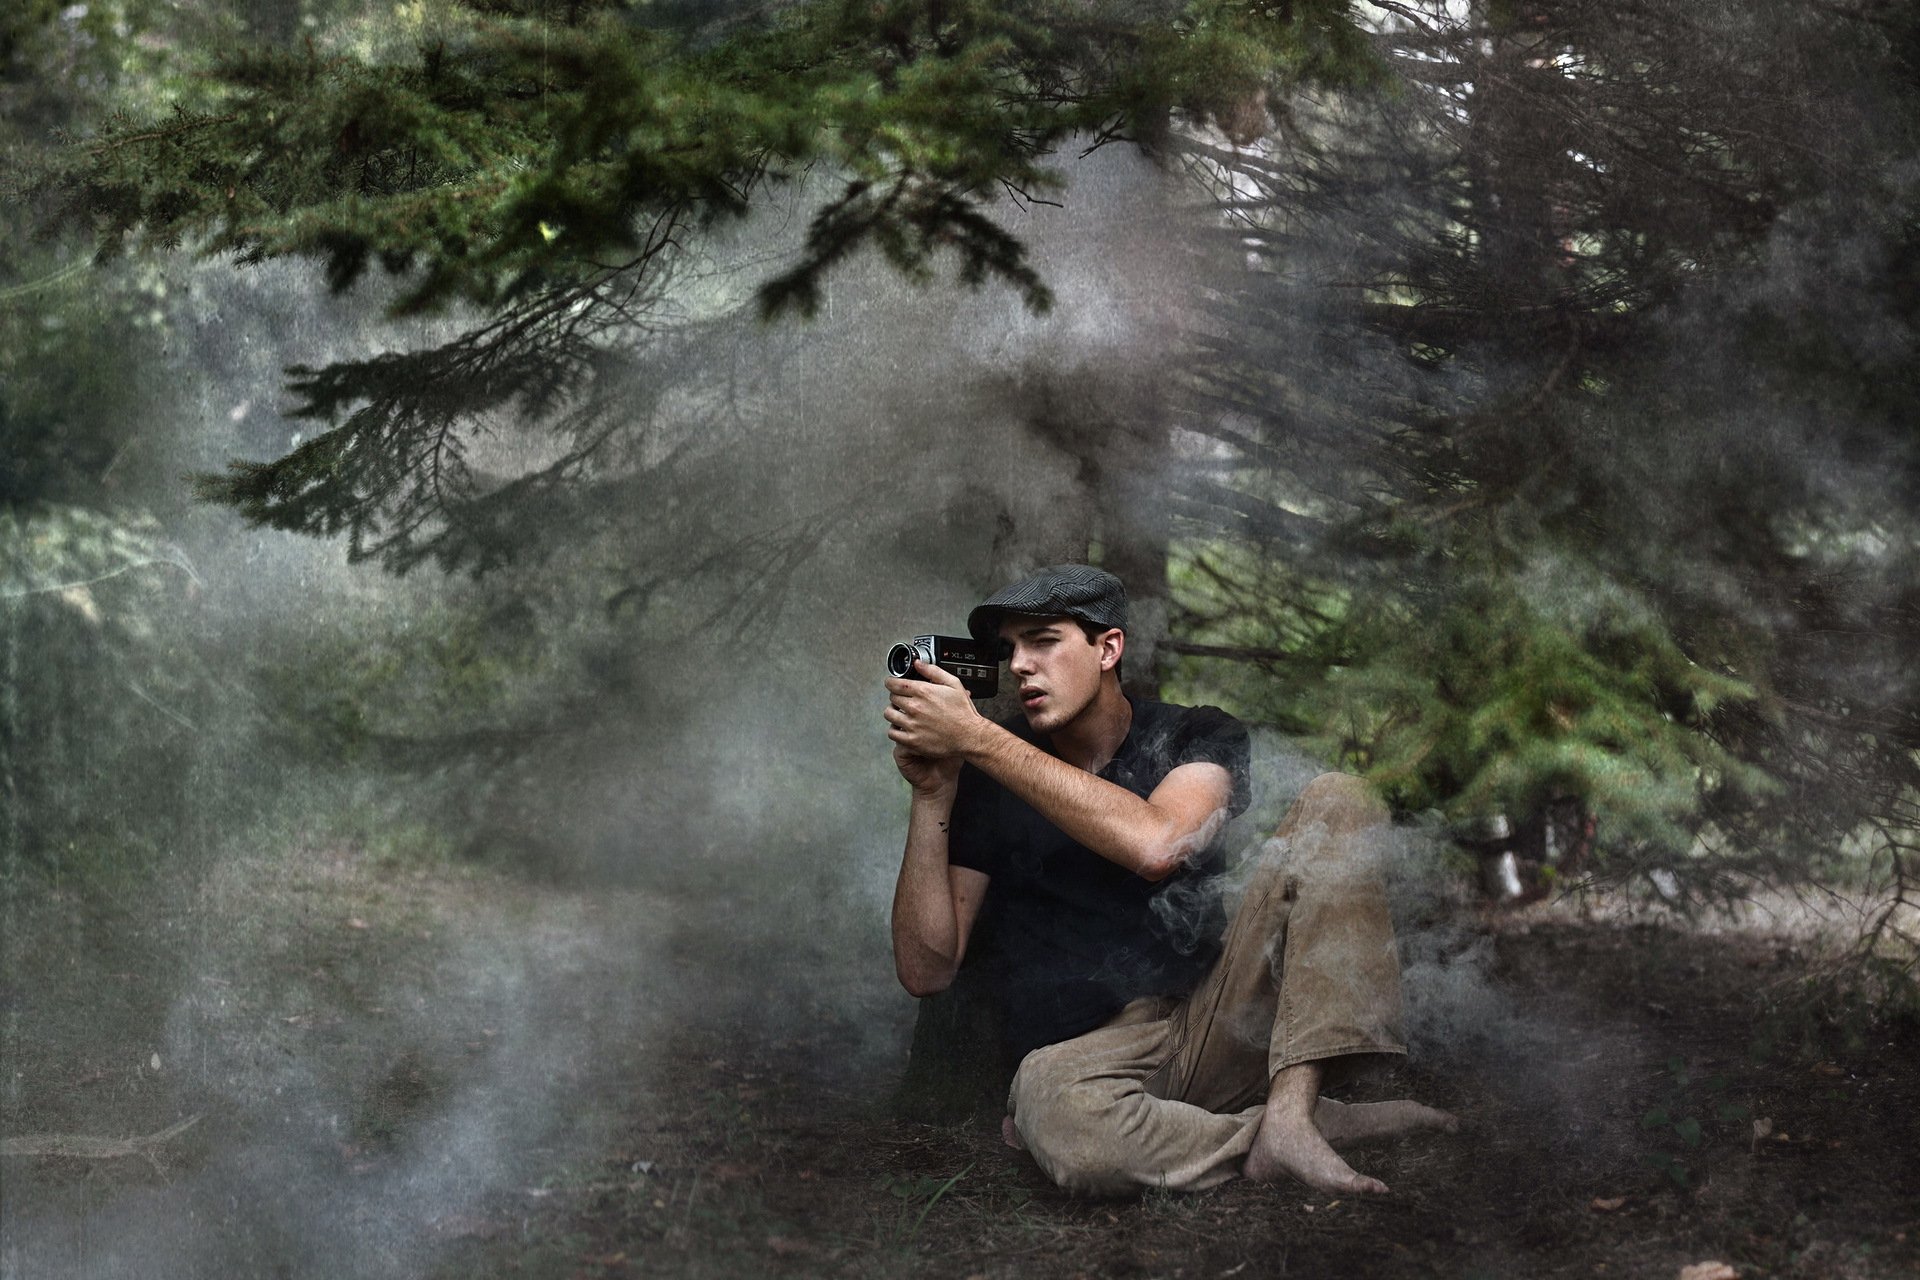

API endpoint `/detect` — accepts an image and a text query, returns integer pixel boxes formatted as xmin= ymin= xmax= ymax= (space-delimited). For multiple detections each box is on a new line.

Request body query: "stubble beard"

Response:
xmin=1026 ymin=684 xmax=1096 ymax=739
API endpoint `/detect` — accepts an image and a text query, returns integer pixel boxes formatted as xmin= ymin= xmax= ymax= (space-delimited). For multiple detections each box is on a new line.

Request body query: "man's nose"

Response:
xmin=1008 ymin=646 xmax=1036 ymax=675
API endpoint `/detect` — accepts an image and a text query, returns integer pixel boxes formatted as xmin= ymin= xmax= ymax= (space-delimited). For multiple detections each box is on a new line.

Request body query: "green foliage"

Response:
xmin=1317 ymin=561 xmax=1775 ymax=856
xmin=0 ymin=503 xmax=197 ymax=600
xmin=36 ymin=0 xmax=1379 ymax=574
xmin=1169 ymin=0 xmax=1920 ymax=895
xmin=873 ymin=1162 xmax=973 ymax=1241
xmin=1164 ymin=538 xmax=1356 ymax=735
xmin=17 ymin=0 xmax=1918 ymax=940
xmin=1639 ymin=1055 xmax=1748 ymax=1189
xmin=252 ymin=590 xmax=554 ymax=763
xmin=2 ymin=0 xmax=209 ymax=512
xmin=1 ymin=0 xmax=249 ymax=142
xmin=0 ymin=248 xmax=194 ymax=511
xmin=51 ymin=0 xmax=1374 ymax=317
xmin=0 ymin=504 xmax=211 ymax=880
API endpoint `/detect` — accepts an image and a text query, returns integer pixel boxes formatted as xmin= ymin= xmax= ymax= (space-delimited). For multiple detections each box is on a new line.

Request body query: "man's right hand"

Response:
xmin=893 ymin=743 xmax=961 ymax=796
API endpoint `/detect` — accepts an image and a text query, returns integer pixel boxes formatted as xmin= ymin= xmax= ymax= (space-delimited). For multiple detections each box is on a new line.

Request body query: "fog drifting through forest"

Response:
xmin=12 ymin=6 xmax=1916 ymax=1256
xmin=5 ymin=141 xmax=1526 ymax=1278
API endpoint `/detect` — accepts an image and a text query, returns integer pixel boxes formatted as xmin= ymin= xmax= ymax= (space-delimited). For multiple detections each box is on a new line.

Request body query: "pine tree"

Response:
xmin=3 ymin=0 xmax=255 ymax=879
xmin=1165 ymin=0 xmax=1920 ymax=931
xmin=36 ymin=0 xmax=1380 ymax=575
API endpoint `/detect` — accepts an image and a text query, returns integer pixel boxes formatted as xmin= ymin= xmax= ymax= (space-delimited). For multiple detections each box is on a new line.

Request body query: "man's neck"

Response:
xmin=1046 ymin=682 xmax=1133 ymax=774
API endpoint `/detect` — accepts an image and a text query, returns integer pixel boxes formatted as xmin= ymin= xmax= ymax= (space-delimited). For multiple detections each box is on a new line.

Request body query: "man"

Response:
xmin=885 ymin=565 xmax=1453 ymax=1196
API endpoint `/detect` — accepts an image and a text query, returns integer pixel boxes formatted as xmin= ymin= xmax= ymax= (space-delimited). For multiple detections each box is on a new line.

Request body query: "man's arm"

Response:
xmin=888 ymin=751 xmax=991 ymax=997
xmin=969 ymin=736 xmax=1231 ymax=883
xmin=885 ymin=665 xmax=1233 ymax=883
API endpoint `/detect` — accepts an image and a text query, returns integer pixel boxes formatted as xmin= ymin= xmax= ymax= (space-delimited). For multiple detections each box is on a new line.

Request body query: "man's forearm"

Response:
xmin=891 ymin=787 xmax=964 ymax=996
xmin=964 ymin=726 xmax=1200 ymax=881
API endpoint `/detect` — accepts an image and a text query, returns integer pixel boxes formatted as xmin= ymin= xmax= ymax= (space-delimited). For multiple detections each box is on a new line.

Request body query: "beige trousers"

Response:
xmin=1007 ymin=773 xmax=1406 ymax=1194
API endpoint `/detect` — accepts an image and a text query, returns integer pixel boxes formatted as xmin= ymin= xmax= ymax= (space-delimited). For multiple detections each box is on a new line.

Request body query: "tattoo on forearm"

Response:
xmin=938 ymin=821 xmax=949 ymax=832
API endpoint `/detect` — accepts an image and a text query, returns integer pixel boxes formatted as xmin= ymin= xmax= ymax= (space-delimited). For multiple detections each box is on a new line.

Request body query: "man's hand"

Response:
xmin=893 ymin=743 xmax=961 ymax=795
xmin=885 ymin=660 xmax=989 ymax=764
xmin=888 ymin=661 xmax=992 ymax=998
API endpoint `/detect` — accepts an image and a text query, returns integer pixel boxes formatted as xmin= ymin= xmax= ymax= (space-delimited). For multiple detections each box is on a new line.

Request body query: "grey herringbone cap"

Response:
xmin=967 ymin=565 xmax=1129 ymax=643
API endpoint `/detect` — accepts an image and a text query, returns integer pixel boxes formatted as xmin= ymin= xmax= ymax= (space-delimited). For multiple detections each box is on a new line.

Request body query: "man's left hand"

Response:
xmin=885 ymin=661 xmax=988 ymax=760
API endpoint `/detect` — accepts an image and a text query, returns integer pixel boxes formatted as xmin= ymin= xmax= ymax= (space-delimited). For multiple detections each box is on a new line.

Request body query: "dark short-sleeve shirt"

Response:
xmin=947 ymin=699 xmax=1253 ymax=1060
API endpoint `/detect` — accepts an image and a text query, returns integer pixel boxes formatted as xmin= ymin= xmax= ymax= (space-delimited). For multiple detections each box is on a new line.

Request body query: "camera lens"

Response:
xmin=886 ymin=643 xmax=916 ymax=678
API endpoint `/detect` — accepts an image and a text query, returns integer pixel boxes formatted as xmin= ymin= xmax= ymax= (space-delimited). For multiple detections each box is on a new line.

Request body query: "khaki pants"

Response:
xmin=1007 ymin=773 xmax=1406 ymax=1194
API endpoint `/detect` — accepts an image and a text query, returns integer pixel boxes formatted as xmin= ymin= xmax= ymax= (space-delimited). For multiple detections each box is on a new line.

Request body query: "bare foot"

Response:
xmin=1313 ymin=1097 xmax=1459 ymax=1145
xmin=1243 ymin=1110 xmax=1389 ymax=1195
xmin=1001 ymin=1114 xmax=1026 ymax=1151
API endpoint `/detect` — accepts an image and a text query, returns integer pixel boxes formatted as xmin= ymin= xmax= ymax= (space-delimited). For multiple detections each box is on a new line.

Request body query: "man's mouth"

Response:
xmin=1020 ymin=686 xmax=1046 ymax=709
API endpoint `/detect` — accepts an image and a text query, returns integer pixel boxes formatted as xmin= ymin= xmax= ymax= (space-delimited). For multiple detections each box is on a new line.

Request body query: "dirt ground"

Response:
xmin=3 ymin=857 xmax=1917 ymax=1280
xmin=421 ymin=920 xmax=1919 ymax=1280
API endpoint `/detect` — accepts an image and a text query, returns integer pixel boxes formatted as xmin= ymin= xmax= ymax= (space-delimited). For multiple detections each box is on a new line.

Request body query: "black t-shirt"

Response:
xmin=947 ymin=699 xmax=1253 ymax=1060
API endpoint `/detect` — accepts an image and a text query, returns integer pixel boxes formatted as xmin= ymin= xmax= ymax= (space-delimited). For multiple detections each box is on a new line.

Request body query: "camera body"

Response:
xmin=886 ymin=634 xmax=999 ymax=699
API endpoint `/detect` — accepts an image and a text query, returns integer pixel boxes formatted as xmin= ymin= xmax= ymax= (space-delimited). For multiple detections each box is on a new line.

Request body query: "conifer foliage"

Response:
xmin=1167 ymin=0 xmax=1920 ymax=929
xmin=28 ymin=2 xmax=1920 ymax=966
xmin=43 ymin=0 xmax=1376 ymax=574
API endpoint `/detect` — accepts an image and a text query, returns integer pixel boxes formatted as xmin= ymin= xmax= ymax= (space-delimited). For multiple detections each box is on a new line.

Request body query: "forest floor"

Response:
xmin=432 ymin=919 xmax=1920 ymax=1280
xmin=3 ymin=848 xmax=1917 ymax=1280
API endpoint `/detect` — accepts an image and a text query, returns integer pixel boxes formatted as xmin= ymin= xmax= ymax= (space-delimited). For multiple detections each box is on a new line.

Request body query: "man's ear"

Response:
xmin=1098 ymin=628 xmax=1125 ymax=672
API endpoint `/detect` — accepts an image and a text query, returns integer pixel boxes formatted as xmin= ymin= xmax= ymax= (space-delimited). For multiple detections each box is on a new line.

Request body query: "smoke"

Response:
xmin=14 ymin=4 xmax=1912 ymax=1268
xmin=1 ymin=137 xmax=1240 ymax=1276
xmin=1382 ymin=819 xmax=1523 ymax=1066
xmin=7 ymin=860 xmax=664 ymax=1279
xmin=1125 ymin=729 xmax=1525 ymax=1073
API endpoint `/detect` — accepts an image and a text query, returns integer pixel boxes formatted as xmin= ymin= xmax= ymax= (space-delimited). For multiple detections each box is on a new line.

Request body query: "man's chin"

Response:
xmin=1021 ymin=703 xmax=1069 ymax=734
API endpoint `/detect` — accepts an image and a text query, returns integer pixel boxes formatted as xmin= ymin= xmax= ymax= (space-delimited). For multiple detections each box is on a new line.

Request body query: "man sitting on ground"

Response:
xmin=884 ymin=565 xmax=1454 ymax=1195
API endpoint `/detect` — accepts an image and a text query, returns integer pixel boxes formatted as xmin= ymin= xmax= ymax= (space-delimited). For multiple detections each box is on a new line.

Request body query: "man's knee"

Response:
xmin=1010 ymin=1045 xmax=1141 ymax=1195
xmin=1009 ymin=1041 xmax=1101 ymax=1143
xmin=1269 ymin=773 xmax=1393 ymax=898
xmin=1297 ymin=772 xmax=1389 ymax=828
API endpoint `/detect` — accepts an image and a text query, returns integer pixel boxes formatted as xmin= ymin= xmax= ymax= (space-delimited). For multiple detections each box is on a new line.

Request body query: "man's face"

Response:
xmin=997 ymin=615 xmax=1122 ymax=735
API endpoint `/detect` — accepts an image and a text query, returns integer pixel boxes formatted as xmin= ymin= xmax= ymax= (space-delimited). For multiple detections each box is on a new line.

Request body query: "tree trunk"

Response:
xmin=1101 ymin=413 xmax=1172 ymax=703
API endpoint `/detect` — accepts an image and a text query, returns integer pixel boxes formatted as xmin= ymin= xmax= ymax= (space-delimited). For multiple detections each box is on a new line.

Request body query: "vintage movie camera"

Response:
xmin=885 ymin=635 xmax=1000 ymax=699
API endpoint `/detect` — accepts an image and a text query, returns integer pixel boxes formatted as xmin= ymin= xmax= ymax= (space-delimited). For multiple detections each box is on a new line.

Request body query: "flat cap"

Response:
xmin=967 ymin=564 xmax=1129 ymax=644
